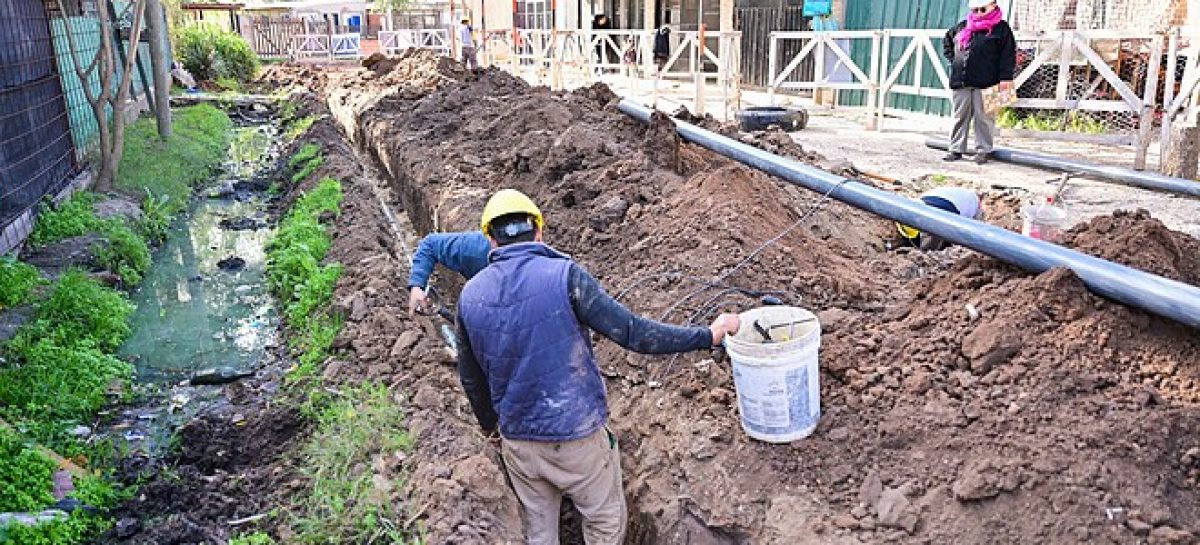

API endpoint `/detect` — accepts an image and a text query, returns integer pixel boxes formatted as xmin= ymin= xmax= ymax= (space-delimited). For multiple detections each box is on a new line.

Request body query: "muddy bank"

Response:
xmin=267 ymin=52 xmax=1200 ymax=545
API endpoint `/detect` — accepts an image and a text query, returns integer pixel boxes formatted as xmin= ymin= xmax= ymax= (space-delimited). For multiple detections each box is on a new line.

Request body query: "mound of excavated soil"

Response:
xmin=261 ymin=54 xmax=1200 ymax=545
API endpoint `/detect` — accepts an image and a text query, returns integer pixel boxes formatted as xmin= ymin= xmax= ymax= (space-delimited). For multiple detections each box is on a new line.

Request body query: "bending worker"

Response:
xmin=896 ymin=186 xmax=983 ymax=251
xmin=455 ymin=189 xmax=741 ymax=544
xmin=407 ymin=231 xmax=490 ymax=316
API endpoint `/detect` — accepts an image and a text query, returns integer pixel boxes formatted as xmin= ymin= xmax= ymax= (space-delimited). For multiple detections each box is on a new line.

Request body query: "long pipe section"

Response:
xmin=925 ymin=138 xmax=1200 ymax=199
xmin=618 ymin=99 xmax=1200 ymax=329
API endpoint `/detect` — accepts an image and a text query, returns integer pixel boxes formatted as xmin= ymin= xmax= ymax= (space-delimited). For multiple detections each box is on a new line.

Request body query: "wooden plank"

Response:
xmin=1011 ymin=98 xmax=1136 ymax=111
xmin=1072 ymin=33 xmax=1144 ymax=111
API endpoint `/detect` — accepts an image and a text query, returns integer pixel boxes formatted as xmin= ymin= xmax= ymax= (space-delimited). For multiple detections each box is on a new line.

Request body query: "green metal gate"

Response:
xmin=842 ymin=0 xmax=964 ymax=115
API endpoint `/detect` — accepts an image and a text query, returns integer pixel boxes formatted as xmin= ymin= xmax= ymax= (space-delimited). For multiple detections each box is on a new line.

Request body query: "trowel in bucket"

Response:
xmin=753 ymin=317 xmax=817 ymax=344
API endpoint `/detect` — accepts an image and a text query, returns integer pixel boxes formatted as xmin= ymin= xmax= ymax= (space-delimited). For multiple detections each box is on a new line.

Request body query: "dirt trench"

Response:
xmin=264 ymin=52 xmax=1200 ymax=545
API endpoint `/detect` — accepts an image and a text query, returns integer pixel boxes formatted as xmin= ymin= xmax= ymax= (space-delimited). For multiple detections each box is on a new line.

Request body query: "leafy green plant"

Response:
xmin=230 ymin=531 xmax=278 ymax=545
xmin=27 ymin=270 xmax=133 ymax=351
xmin=1067 ymin=113 xmax=1108 ymax=134
xmin=289 ymin=143 xmax=325 ymax=184
xmin=0 ymin=427 xmax=56 ymax=512
xmin=177 ymin=22 xmax=260 ymax=83
xmin=266 ymin=178 xmax=344 ymax=383
xmin=0 ymin=340 xmax=134 ymax=422
xmin=95 ymin=221 xmax=151 ymax=286
xmin=118 ymin=104 xmax=233 ymax=215
xmin=287 ymin=384 xmax=416 ymax=543
xmin=0 ymin=256 xmax=40 ymax=307
xmin=0 ymin=476 xmax=122 ymax=545
xmin=214 ymin=76 xmax=241 ymax=93
xmin=996 ymin=107 xmax=1020 ymax=129
xmin=136 ymin=190 xmax=173 ymax=245
xmin=28 ymin=193 xmax=98 ymax=246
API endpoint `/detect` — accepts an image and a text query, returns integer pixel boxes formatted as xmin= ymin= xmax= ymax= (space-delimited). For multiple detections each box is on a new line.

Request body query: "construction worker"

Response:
xmin=896 ymin=186 xmax=983 ymax=251
xmin=455 ymin=189 xmax=740 ymax=544
xmin=407 ymin=231 xmax=491 ymax=316
xmin=458 ymin=18 xmax=478 ymax=69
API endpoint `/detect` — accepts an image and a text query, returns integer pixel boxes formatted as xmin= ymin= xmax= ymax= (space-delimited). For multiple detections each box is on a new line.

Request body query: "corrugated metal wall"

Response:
xmin=49 ymin=16 xmax=151 ymax=156
xmin=842 ymin=0 xmax=964 ymax=115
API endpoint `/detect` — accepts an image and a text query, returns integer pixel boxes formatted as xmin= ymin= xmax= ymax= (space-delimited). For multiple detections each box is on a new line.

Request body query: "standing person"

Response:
xmin=459 ymin=18 xmax=478 ymax=69
xmin=407 ymin=231 xmax=491 ymax=316
xmin=942 ymin=0 xmax=1016 ymax=165
xmin=455 ymin=189 xmax=741 ymax=544
xmin=592 ymin=14 xmax=612 ymax=65
xmin=895 ymin=186 xmax=984 ymax=251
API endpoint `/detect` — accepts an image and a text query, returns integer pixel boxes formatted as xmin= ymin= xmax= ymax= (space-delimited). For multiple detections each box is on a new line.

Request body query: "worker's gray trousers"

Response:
xmin=950 ymin=87 xmax=995 ymax=154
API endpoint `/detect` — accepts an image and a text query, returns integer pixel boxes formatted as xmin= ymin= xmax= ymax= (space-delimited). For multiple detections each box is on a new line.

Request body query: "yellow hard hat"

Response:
xmin=480 ymin=189 xmax=544 ymax=235
xmin=895 ymin=222 xmax=919 ymax=240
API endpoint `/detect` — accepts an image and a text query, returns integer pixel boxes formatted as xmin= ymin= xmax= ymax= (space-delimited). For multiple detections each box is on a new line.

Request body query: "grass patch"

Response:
xmin=996 ymin=108 xmax=1109 ymax=134
xmin=0 ymin=426 xmax=56 ymax=512
xmin=0 ymin=257 xmax=41 ymax=308
xmin=230 ymin=531 xmax=278 ymax=545
xmin=266 ymin=178 xmax=343 ymax=383
xmin=28 ymin=193 xmax=97 ymax=246
xmin=0 ymin=270 xmax=135 ymax=542
xmin=94 ymin=221 xmax=151 ymax=286
xmin=117 ymin=104 xmax=233 ymax=215
xmin=287 ymin=384 xmax=416 ymax=543
xmin=289 ymin=143 xmax=324 ymax=184
xmin=283 ymin=115 xmax=316 ymax=142
xmin=27 ymin=194 xmax=152 ymax=286
xmin=18 ymin=270 xmax=134 ymax=352
xmin=0 ymin=428 xmax=119 ymax=544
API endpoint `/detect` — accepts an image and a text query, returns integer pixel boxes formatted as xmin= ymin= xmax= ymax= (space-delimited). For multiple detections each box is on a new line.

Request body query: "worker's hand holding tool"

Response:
xmin=708 ymin=313 xmax=741 ymax=346
xmin=408 ymin=286 xmax=428 ymax=316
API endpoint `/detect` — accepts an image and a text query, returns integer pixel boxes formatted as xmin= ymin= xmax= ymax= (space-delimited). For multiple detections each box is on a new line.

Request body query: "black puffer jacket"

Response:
xmin=942 ymin=20 xmax=1017 ymax=90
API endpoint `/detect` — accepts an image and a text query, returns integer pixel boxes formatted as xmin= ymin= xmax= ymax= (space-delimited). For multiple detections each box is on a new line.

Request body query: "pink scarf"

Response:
xmin=957 ymin=7 xmax=1003 ymax=49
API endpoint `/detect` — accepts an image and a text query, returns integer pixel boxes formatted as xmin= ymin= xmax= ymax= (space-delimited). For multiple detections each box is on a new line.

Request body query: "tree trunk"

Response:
xmin=1163 ymin=120 xmax=1199 ymax=180
xmin=145 ymin=0 xmax=173 ymax=139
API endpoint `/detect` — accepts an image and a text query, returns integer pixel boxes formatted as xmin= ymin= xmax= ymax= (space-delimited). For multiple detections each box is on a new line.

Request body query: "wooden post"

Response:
xmin=1160 ymin=28 xmax=1179 ymax=169
xmin=1162 ymin=121 xmax=1199 ymax=179
xmin=1134 ymin=35 xmax=1163 ymax=171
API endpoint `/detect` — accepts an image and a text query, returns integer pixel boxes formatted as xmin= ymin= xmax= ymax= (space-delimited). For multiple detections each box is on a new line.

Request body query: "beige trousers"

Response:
xmin=500 ymin=427 xmax=627 ymax=545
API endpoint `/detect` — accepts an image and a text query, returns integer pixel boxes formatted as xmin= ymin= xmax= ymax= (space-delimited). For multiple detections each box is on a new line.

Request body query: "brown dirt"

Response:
xmin=253 ymin=53 xmax=1200 ymax=545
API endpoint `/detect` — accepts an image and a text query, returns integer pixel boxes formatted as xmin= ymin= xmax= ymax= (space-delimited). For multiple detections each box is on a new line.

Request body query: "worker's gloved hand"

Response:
xmin=708 ymin=313 xmax=741 ymax=346
xmin=408 ymin=286 xmax=428 ymax=316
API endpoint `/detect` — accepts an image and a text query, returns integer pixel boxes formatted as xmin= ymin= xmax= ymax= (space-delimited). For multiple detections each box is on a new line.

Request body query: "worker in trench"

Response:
xmin=407 ymin=230 xmax=491 ymax=316
xmin=896 ymin=186 xmax=984 ymax=251
xmin=941 ymin=0 xmax=1016 ymax=165
xmin=455 ymin=189 xmax=741 ymax=544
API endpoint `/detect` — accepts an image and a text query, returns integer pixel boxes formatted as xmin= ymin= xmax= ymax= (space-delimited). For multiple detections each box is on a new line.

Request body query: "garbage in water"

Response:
xmin=724 ymin=306 xmax=822 ymax=443
xmin=189 ymin=366 xmax=255 ymax=386
xmin=217 ymin=256 xmax=247 ymax=271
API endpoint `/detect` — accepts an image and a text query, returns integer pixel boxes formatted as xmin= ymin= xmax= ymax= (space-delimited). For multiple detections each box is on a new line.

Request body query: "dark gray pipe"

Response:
xmin=926 ymin=138 xmax=1200 ymax=199
xmin=618 ymin=99 xmax=1200 ymax=329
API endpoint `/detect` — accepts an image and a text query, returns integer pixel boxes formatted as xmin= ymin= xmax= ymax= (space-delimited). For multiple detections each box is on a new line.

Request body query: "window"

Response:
xmin=515 ymin=0 xmax=551 ymax=29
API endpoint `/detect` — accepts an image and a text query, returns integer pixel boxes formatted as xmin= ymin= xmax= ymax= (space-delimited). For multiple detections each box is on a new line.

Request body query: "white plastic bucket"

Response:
xmin=723 ymin=306 xmax=821 ymax=443
xmin=1021 ymin=204 xmax=1068 ymax=243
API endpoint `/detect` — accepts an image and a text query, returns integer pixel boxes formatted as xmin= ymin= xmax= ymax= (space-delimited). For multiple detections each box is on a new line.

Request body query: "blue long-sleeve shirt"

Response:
xmin=407 ymin=232 xmax=492 ymax=289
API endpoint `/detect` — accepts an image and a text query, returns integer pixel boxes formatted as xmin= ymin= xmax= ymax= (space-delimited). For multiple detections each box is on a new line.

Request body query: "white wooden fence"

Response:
xmin=766 ymin=28 xmax=1199 ymax=170
xmin=379 ymin=29 xmax=450 ymax=55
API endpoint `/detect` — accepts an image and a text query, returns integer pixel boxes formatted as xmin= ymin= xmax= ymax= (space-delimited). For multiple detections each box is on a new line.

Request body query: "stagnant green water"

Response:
xmin=118 ymin=123 xmax=279 ymax=383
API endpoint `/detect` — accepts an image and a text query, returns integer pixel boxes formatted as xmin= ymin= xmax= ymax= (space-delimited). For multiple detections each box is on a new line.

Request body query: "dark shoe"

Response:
xmin=974 ymin=152 xmax=991 ymax=164
xmin=942 ymin=152 xmax=963 ymax=162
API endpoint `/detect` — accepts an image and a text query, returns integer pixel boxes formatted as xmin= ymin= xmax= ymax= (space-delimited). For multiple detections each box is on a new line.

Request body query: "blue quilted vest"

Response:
xmin=458 ymin=242 xmax=607 ymax=442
